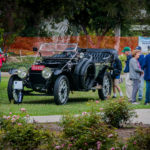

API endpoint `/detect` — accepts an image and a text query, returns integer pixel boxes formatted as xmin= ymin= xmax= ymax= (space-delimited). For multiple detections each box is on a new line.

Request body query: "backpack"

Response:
xmin=112 ymin=58 xmax=122 ymax=78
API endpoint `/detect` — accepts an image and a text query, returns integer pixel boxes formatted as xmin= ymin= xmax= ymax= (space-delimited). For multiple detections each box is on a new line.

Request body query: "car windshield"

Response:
xmin=34 ymin=43 xmax=78 ymax=63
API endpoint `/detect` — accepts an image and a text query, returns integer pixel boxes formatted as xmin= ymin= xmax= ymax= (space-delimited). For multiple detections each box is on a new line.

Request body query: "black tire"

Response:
xmin=73 ymin=58 xmax=88 ymax=89
xmin=80 ymin=61 xmax=96 ymax=90
xmin=54 ymin=75 xmax=70 ymax=105
xmin=7 ymin=75 xmax=23 ymax=104
xmin=98 ymin=72 xmax=111 ymax=100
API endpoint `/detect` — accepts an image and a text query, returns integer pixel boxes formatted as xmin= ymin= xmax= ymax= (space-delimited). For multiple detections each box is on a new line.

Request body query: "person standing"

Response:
xmin=135 ymin=46 xmax=145 ymax=101
xmin=129 ymin=50 xmax=143 ymax=104
xmin=142 ymin=46 xmax=150 ymax=105
xmin=122 ymin=47 xmax=132 ymax=101
xmin=111 ymin=55 xmax=123 ymax=98
xmin=0 ymin=48 xmax=6 ymax=84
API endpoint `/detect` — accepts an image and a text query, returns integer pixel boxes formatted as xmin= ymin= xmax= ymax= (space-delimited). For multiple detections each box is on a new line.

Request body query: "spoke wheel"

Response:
xmin=98 ymin=72 xmax=111 ymax=100
xmin=7 ymin=75 xmax=23 ymax=104
xmin=102 ymin=75 xmax=110 ymax=97
xmin=54 ymin=75 xmax=70 ymax=105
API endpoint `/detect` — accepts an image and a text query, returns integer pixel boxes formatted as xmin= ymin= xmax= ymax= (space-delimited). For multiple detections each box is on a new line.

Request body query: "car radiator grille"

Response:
xmin=29 ymin=70 xmax=46 ymax=85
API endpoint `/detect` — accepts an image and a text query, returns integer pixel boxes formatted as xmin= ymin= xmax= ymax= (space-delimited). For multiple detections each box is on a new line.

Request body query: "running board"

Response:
xmin=91 ymin=85 xmax=102 ymax=90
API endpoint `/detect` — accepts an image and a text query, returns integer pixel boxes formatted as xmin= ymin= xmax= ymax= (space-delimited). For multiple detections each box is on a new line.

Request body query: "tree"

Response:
xmin=0 ymin=28 xmax=4 ymax=47
xmin=63 ymin=0 xmax=140 ymax=36
xmin=0 ymin=0 xmax=26 ymax=51
xmin=18 ymin=0 xmax=68 ymax=36
xmin=125 ymin=0 xmax=150 ymax=36
xmin=0 ymin=0 xmax=143 ymax=39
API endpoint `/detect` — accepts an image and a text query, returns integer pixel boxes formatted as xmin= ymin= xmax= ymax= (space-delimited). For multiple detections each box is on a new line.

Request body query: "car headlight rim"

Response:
xmin=42 ymin=67 xmax=52 ymax=79
xmin=80 ymin=52 xmax=84 ymax=59
xmin=17 ymin=67 xmax=28 ymax=79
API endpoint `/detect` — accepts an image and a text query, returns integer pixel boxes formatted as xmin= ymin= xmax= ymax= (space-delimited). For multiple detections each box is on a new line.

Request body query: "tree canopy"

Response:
xmin=0 ymin=0 xmax=149 ymax=39
xmin=64 ymin=0 xmax=140 ymax=35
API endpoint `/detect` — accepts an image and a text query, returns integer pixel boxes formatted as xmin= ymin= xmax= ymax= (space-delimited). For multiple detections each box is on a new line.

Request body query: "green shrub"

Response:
xmin=0 ymin=110 xmax=55 ymax=150
xmin=60 ymin=112 xmax=118 ymax=150
xmin=2 ymin=62 xmax=31 ymax=72
xmin=2 ymin=123 xmax=52 ymax=150
xmin=0 ymin=130 xmax=5 ymax=150
xmin=102 ymin=99 xmax=136 ymax=128
xmin=119 ymin=55 xmax=126 ymax=73
xmin=1 ymin=56 xmax=35 ymax=72
xmin=8 ymin=52 xmax=18 ymax=56
xmin=127 ymin=127 xmax=150 ymax=150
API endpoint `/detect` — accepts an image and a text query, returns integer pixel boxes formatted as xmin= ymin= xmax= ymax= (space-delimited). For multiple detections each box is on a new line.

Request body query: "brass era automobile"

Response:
xmin=7 ymin=43 xmax=117 ymax=105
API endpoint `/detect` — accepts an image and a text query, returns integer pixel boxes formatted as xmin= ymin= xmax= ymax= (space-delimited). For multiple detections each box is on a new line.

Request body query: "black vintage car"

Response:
xmin=7 ymin=43 xmax=118 ymax=105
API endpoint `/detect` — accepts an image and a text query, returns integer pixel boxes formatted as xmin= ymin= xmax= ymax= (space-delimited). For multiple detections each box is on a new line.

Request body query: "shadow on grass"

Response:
xmin=23 ymin=97 xmax=92 ymax=105
xmin=23 ymin=99 xmax=53 ymax=104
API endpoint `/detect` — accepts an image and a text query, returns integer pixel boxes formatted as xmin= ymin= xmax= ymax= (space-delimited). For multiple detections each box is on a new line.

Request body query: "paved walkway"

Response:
xmin=29 ymin=109 xmax=150 ymax=124
xmin=1 ymin=72 xmax=10 ymax=77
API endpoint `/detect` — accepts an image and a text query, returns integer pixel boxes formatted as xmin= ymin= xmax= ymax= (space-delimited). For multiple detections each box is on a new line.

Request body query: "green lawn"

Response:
xmin=0 ymin=77 xmax=150 ymax=116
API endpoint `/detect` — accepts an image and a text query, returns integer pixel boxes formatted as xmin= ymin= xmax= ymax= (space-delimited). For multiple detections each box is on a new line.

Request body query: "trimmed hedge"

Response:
xmin=1 ymin=56 xmax=35 ymax=72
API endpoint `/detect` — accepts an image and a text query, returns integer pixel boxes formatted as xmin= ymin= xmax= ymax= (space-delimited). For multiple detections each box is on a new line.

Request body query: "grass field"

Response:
xmin=0 ymin=77 xmax=150 ymax=116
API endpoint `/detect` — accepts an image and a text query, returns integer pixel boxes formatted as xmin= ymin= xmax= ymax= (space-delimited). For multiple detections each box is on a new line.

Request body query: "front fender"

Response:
xmin=54 ymin=69 xmax=62 ymax=76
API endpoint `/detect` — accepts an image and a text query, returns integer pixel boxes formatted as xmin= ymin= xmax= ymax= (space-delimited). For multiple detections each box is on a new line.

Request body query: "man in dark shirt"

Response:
xmin=111 ymin=56 xmax=123 ymax=98
xmin=142 ymin=46 xmax=150 ymax=105
xmin=122 ymin=47 xmax=132 ymax=101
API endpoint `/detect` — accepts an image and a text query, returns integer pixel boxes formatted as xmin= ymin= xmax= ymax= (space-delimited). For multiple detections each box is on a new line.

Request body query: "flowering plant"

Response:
xmin=60 ymin=112 xmax=118 ymax=150
xmin=101 ymin=98 xmax=136 ymax=128
xmin=127 ymin=127 xmax=150 ymax=150
xmin=0 ymin=108 xmax=54 ymax=150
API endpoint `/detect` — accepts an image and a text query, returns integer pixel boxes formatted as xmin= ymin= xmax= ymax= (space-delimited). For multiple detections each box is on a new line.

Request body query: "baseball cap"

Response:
xmin=135 ymin=46 xmax=141 ymax=50
xmin=122 ymin=47 xmax=131 ymax=53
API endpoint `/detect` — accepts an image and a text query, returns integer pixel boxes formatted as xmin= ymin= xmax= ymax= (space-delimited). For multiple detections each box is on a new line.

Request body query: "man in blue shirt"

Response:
xmin=142 ymin=46 xmax=150 ymax=105
xmin=122 ymin=47 xmax=132 ymax=101
xmin=135 ymin=46 xmax=145 ymax=101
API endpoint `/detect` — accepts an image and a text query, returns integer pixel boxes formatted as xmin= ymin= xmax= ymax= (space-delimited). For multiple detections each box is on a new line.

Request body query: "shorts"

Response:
xmin=113 ymin=79 xmax=119 ymax=86
xmin=115 ymin=75 xmax=120 ymax=79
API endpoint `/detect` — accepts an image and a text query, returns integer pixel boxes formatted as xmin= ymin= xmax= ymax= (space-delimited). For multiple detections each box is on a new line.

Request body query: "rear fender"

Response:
xmin=96 ymin=67 xmax=110 ymax=84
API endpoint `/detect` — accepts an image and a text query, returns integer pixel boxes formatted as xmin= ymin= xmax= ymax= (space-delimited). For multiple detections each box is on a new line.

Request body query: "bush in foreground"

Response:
xmin=0 ymin=100 xmax=143 ymax=150
xmin=0 ymin=109 xmax=55 ymax=150
xmin=101 ymin=99 xmax=136 ymax=128
xmin=127 ymin=127 xmax=150 ymax=150
xmin=60 ymin=112 xmax=118 ymax=150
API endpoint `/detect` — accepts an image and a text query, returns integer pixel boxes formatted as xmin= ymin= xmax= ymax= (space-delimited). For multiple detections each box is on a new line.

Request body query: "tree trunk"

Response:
xmin=82 ymin=25 xmax=88 ymax=48
xmin=114 ymin=25 xmax=121 ymax=52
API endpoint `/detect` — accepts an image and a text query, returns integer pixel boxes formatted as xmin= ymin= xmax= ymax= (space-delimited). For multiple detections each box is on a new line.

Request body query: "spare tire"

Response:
xmin=73 ymin=58 xmax=88 ymax=89
xmin=80 ymin=60 xmax=96 ymax=90
xmin=74 ymin=58 xmax=88 ymax=75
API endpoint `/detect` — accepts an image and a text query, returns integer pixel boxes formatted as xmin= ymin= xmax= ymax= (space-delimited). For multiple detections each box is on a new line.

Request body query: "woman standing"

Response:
xmin=129 ymin=50 xmax=144 ymax=104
